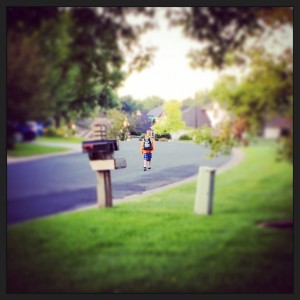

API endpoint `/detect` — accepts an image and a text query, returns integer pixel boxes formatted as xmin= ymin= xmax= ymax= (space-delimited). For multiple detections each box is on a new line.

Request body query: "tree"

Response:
xmin=106 ymin=109 xmax=130 ymax=141
xmin=167 ymin=7 xmax=293 ymax=69
xmin=168 ymin=7 xmax=293 ymax=162
xmin=152 ymin=100 xmax=186 ymax=136
xmin=211 ymin=48 xmax=292 ymax=126
xmin=191 ymin=122 xmax=234 ymax=158
xmin=64 ymin=7 xmax=156 ymax=118
xmin=119 ymin=95 xmax=144 ymax=115
xmin=182 ymin=90 xmax=211 ymax=107
xmin=7 ymin=7 xmax=156 ymax=128
xmin=141 ymin=95 xmax=165 ymax=112
xmin=209 ymin=48 xmax=293 ymax=161
xmin=7 ymin=31 xmax=53 ymax=123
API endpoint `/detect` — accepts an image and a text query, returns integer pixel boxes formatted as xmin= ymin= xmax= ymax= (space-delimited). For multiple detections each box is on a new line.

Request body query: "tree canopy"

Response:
xmin=167 ymin=7 xmax=293 ymax=69
xmin=7 ymin=7 xmax=156 ymax=125
xmin=210 ymin=47 xmax=292 ymax=127
xmin=166 ymin=7 xmax=293 ymax=163
xmin=209 ymin=47 xmax=293 ymax=161
xmin=119 ymin=95 xmax=144 ymax=115
xmin=7 ymin=6 xmax=293 ymax=162
xmin=141 ymin=96 xmax=165 ymax=112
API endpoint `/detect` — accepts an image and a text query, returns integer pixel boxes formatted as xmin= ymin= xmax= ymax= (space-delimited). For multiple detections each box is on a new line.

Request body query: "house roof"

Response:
xmin=182 ymin=106 xmax=211 ymax=128
xmin=202 ymin=102 xmax=213 ymax=110
xmin=147 ymin=105 xmax=164 ymax=118
xmin=147 ymin=104 xmax=211 ymax=128
xmin=265 ymin=116 xmax=292 ymax=129
xmin=202 ymin=101 xmax=229 ymax=111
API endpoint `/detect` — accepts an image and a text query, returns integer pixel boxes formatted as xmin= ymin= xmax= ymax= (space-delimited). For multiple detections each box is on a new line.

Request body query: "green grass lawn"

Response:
xmin=7 ymin=142 xmax=71 ymax=157
xmin=7 ymin=136 xmax=84 ymax=157
xmin=7 ymin=144 xmax=293 ymax=293
xmin=37 ymin=136 xmax=84 ymax=143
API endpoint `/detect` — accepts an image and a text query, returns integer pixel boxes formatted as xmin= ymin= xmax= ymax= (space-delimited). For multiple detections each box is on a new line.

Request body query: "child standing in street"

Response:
xmin=141 ymin=130 xmax=155 ymax=171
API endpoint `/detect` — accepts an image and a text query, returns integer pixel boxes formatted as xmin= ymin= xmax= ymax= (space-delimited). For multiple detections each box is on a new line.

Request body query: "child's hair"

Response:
xmin=146 ymin=130 xmax=152 ymax=136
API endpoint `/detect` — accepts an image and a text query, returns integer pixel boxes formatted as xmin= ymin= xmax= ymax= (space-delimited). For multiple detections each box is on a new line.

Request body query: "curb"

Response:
xmin=214 ymin=148 xmax=245 ymax=174
xmin=7 ymin=150 xmax=79 ymax=164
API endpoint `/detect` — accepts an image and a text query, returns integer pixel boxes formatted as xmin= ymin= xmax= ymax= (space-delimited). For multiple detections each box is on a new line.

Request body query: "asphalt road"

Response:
xmin=7 ymin=140 xmax=232 ymax=225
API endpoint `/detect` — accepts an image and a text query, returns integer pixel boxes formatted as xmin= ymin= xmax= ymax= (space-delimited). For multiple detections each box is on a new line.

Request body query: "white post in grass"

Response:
xmin=194 ymin=167 xmax=216 ymax=215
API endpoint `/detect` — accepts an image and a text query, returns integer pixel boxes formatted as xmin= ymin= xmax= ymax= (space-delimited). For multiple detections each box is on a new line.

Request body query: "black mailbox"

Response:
xmin=82 ymin=139 xmax=119 ymax=160
xmin=82 ymin=124 xmax=126 ymax=208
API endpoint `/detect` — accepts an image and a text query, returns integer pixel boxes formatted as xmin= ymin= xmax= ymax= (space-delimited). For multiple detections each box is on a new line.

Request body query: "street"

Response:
xmin=7 ymin=140 xmax=232 ymax=224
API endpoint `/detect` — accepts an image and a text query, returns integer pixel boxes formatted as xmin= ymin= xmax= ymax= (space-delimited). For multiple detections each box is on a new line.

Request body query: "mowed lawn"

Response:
xmin=7 ymin=142 xmax=71 ymax=157
xmin=7 ymin=144 xmax=293 ymax=293
xmin=7 ymin=136 xmax=84 ymax=157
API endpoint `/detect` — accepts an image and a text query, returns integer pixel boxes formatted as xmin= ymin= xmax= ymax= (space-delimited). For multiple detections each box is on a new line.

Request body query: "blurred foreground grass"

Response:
xmin=7 ymin=144 xmax=293 ymax=293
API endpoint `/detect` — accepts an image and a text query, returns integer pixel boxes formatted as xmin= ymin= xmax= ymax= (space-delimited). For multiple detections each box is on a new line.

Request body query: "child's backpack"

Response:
xmin=143 ymin=137 xmax=153 ymax=150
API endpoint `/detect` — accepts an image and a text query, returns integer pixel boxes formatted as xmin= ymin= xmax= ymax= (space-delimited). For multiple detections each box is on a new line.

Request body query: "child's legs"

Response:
xmin=143 ymin=153 xmax=152 ymax=167
xmin=143 ymin=153 xmax=147 ymax=167
xmin=147 ymin=153 xmax=152 ymax=167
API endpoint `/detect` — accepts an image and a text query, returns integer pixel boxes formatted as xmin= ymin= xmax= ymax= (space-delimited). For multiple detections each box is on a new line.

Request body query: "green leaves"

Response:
xmin=209 ymin=48 xmax=293 ymax=162
xmin=107 ymin=109 xmax=130 ymax=140
xmin=7 ymin=31 xmax=53 ymax=122
xmin=7 ymin=7 xmax=156 ymax=127
xmin=152 ymin=100 xmax=186 ymax=135
xmin=168 ymin=7 xmax=292 ymax=69
xmin=192 ymin=123 xmax=234 ymax=158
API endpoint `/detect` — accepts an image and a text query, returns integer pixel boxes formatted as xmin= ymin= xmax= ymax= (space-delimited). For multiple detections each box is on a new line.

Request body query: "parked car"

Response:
xmin=35 ymin=122 xmax=44 ymax=136
xmin=12 ymin=121 xmax=42 ymax=142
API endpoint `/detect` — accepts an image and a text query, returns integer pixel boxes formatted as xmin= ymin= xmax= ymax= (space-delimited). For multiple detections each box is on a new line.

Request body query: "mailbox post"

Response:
xmin=82 ymin=124 xmax=126 ymax=207
xmin=194 ymin=167 xmax=216 ymax=215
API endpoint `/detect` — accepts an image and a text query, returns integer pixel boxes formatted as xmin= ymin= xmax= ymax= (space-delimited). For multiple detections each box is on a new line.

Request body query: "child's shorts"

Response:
xmin=143 ymin=153 xmax=152 ymax=161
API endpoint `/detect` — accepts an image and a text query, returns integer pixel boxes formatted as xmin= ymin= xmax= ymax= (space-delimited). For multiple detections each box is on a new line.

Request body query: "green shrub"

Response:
xmin=179 ymin=134 xmax=192 ymax=141
xmin=154 ymin=133 xmax=171 ymax=141
xmin=157 ymin=137 xmax=169 ymax=142
xmin=44 ymin=126 xmax=71 ymax=138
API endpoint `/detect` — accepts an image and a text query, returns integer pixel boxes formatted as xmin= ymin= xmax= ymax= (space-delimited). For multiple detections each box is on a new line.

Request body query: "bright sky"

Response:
xmin=117 ymin=9 xmax=220 ymax=101
xmin=117 ymin=8 xmax=293 ymax=102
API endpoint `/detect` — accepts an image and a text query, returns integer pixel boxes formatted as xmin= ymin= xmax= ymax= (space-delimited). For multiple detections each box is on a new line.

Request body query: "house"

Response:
xmin=147 ymin=104 xmax=212 ymax=128
xmin=147 ymin=103 xmax=212 ymax=140
xmin=182 ymin=106 xmax=211 ymax=129
xmin=171 ymin=106 xmax=212 ymax=140
xmin=202 ymin=101 xmax=232 ymax=129
xmin=147 ymin=105 xmax=164 ymax=123
xmin=263 ymin=116 xmax=292 ymax=139
xmin=146 ymin=101 xmax=235 ymax=140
